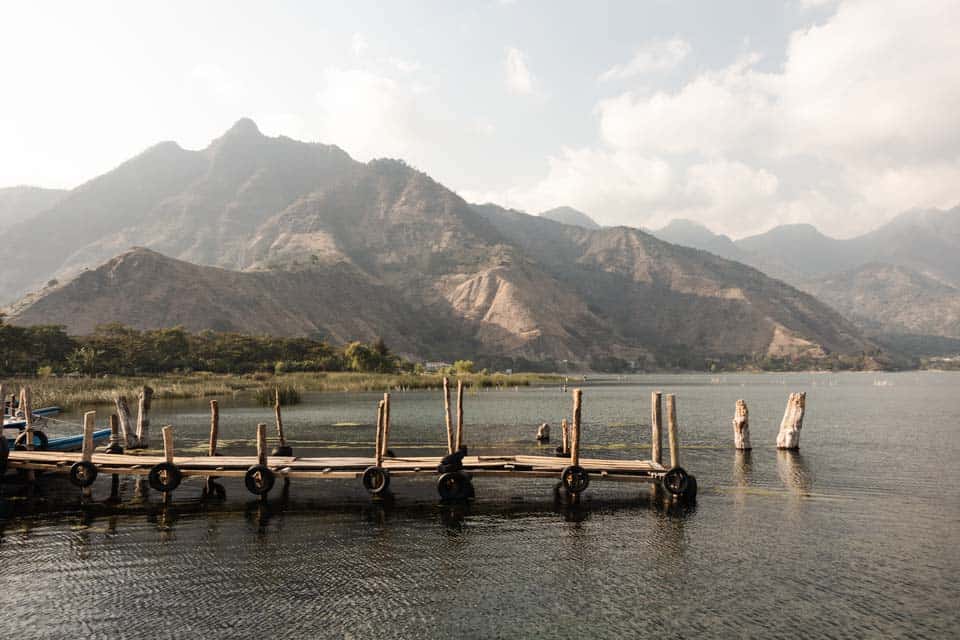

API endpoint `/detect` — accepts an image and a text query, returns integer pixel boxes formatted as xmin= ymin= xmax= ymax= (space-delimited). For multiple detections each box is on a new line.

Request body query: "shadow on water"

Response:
xmin=776 ymin=449 xmax=813 ymax=495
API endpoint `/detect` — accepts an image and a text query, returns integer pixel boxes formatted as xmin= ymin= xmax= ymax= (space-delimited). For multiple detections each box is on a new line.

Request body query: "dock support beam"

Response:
xmin=666 ymin=393 xmax=679 ymax=468
xmin=375 ymin=401 xmax=385 ymax=468
xmin=651 ymin=391 xmax=663 ymax=465
xmin=135 ymin=386 xmax=153 ymax=449
xmin=114 ymin=395 xmax=133 ymax=448
xmin=81 ymin=411 xmax=96 ymax=497
xmin=272 ymin=388 xmax=292 ymax=456
xmin=443 ymin=377 xmax=454 ymax=454
xmin=105 ymin=413 xmax=124 ymax=454
xmin=455 ymin=380 xmax=464 ymax=451
xmin=381 ymin=393 xmax=391 ymax=458
xmin=561 ymin=418 xmax=569 ymax=456
xmin=570 ymin=389 xmax=582 ymax=467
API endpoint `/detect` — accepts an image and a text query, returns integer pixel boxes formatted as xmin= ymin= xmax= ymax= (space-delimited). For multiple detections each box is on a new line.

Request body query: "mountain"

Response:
xmin=731 ymin=206 xmax=960 ymax=286
xmin=0 ymin=186 xmax=66 ymax=232
xmin=0 ymin=118 xmax=358 ymax=303
xmin=4 ymin=120 xmax=877 ymax=366
xmin=539 ymin=206 xmax=600 ymax=230
xmin=652 ymin=219 xmax=791 ymax=278
xmin=804 ymin=263 xmax=960 ymax=340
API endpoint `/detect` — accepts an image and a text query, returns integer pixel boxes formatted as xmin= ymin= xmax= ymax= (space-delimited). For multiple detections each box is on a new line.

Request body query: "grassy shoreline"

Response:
xmin=3 ymin=371 xmax=564 ymax=411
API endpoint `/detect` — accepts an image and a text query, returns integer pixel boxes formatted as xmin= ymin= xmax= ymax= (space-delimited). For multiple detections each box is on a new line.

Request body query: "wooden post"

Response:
xmin=162 ymin=425 xmax=175 ymax=464
xmin=136 ymin=386 xmax=153 ymax=448
xmin=442 ymin=376 xmax=454 ymax=454
xmin=666 ymin=393 xmax=679 ymax=468
xmin=256 ymin=423 xmax=267 ymax=467
xmin=375 ymin=400 xmax=385 ymax=467
xmin=274 ymin=387 xmax=287 ymax=447
xmin=20 ymin=386 xmax=34 ymax=451
xmin=776 ymin=392 xmax=806 ymax=450
xmin=651 ymin=391 xmax=663 ymax=464
xmin=570 ymin=389 xmax=582 ymax=466
xmin=106 ymin=413 xmax=123 ymax=453
xmin=208 ymin=400 xmax=219 ymax=456
xmin=81 ymin=411 xmax=96 ymax=462
xmin=114 ymin=395 xmax=133 ymax=448
xmin=455 ymin=380 xmax=464 ymax=451
xmin=0 ymin=383 xmax=4 ymax=418
xmin=733 ymin=399 xmax=751 ymax=450
xmin=381 ymin=392 xmax=391 ymax=457
xmin=561 ymin=418 xmax=569 ymax=455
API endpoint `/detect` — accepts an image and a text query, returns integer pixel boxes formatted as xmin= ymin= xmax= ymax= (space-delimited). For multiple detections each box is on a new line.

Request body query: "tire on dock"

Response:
xmin=148 ymin=462 xmax=183 ymax=493
xmin=69 ymin=460 xmax=98 ymax=488
xmin=14 ymin=430 xmax=48 ymax=451
xmin=361 ymin=466 xmax=390 ymax=494
xmin=662 ymin=466 xmax=695 ymax=498
xmin=244 ymin=464 xmax=275 ymax=496
xmin=561 ymin=465 xmax=590 ymax=495
xmin=437 ymin=471 xmax=471 ymax=501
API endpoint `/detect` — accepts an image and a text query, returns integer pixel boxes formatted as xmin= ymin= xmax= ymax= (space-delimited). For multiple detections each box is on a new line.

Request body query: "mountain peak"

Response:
xmin=225 ymin=117 xmax=262 ymax=138
xmin=539 ymin=206 xmax=600 ymax=230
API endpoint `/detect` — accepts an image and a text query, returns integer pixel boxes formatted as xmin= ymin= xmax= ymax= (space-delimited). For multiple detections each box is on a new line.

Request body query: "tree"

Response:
xmin=453 ymin=359 xmax=475 ymax=374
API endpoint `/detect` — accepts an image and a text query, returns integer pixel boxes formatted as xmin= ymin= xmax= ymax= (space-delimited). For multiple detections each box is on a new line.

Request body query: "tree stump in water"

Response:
xmin=536 ymin=422 xmax=550 ymax=442
xmin=776 ymin=392 xmax=806 ymax=450
xmin=733 ymin=399 xmax=751 ymax=450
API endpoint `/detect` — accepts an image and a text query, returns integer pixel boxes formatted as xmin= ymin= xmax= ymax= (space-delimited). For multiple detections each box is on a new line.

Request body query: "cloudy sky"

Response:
xmin=1 ymin=0 xmax=957 ymax=237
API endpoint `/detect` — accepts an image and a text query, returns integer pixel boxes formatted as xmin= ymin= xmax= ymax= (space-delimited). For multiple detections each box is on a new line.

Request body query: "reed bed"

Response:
xmin=2 ymin=371 xmax=560 ymax=410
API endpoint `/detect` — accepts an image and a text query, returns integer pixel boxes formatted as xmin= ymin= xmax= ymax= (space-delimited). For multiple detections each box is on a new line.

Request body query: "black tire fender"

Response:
xmin=361 ymin=466 xmax=390 ymax=494
xmin=662 ymin=466 xmax=690 ymax=497
xmin=244 ymin=464 xmax=275 ymax=496
xmin=561 ymin=465 xmax=590 ymax=494
xmin=69 ymin=460 xmax=98 ymax=488
xmin=148 ymin=462 xmax=183 ymax=493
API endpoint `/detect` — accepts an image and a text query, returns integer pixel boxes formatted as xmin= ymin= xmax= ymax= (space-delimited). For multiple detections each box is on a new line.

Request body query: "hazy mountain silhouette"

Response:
xmin=539 ymin=206 xmax=600 ymax=230
xmin=4 ymin=119 xmax=875 ymax=365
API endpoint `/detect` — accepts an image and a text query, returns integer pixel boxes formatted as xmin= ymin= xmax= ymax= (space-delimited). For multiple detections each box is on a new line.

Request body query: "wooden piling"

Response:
xmin=733 ymin=399 xmax=751 ymax=450
xmin=162 ymin=425 xmax=175 ymax=464
xmin=570 ymin=389 xmax=582 ymax=466
xmin=381 ymin=392 xmax=391 ymax=457
xmin=651 ymin=391 xmax=663 ymax=465
xmin=776 ymin=392 xmax=806 ymax=450
xmin=274 ymin=388 xmax=287 ymax=448
xmin=455 ymin=380 xmax=464 ymax=451
xmin=375 ymin=400 xmax=385 ymax=467
xmin=256 ymin=423 xmax=267 ymax=467
xmin=20 ymin=386 xmax=34 ymax=451
xmin=208 ymin=400 xmax=219 ymax=456
xmin=666 ymin=394 xmax=679 ymax=468
xmin=81 ymin=411 xmax=96 ymax=462
xmin=114 ymin=395 xmax=133 ymax=448
xmin=443 ymin=376 xmax=454 ymax=454
xmin=106 ymin=414 xmax=123 ymax=453
xmin=561 ymin=418 xmax=569 ymax=455
xmin=0 ymin=383 xmax=4 ymax=418
xmin=136 ymin=386 xmax=153 ymax=448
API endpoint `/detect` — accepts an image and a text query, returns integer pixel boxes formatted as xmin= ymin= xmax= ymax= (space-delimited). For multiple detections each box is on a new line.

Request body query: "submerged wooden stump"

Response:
xmin=536 ymin=422 xmax=550 ymax=442
xmin=733 ymin=399 xmax=751 ymax=450
xmin=776 ymin=392 xmax=806 ymax=450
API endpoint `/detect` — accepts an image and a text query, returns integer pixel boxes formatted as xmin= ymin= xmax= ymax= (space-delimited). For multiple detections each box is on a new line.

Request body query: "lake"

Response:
xmin=1 ymin=372 xmax=958 ymax=638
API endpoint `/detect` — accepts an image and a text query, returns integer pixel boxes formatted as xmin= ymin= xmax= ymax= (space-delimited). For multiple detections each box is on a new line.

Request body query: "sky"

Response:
xmin=1 ymin=0 xmax=958 ymax=238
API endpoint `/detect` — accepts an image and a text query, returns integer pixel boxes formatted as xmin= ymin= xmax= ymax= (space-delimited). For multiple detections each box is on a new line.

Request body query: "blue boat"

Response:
xmin=3 ymin=427 xmax=112 ymax=452
xmin=2 ymin=406 xmax=62 ymax=430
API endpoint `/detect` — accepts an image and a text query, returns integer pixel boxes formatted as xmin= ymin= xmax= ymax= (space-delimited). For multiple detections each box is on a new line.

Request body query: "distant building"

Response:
xmin=424 ymin=361 xmax=452 ymax=372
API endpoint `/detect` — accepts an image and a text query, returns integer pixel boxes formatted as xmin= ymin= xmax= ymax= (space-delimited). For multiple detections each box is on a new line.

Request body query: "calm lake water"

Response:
xmin=2 ymin=372 xmax=958 ymax=638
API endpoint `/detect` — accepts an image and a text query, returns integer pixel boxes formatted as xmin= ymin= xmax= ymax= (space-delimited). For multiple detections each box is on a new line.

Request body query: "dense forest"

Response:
xmin=0 ymin=319 xmax=402 ymax=376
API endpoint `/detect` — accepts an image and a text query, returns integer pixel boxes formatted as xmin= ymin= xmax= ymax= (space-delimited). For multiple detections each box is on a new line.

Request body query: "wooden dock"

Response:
xmin=1 ymin=384 xmax=698 ymax=503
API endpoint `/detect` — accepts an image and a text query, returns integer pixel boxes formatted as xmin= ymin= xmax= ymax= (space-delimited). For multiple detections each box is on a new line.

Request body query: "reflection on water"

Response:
xmin=1 ymin=372 xmax=959 ymax=638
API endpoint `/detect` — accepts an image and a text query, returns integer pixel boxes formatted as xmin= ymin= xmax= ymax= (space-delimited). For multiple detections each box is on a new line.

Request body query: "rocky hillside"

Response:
xmin=804 ymin=264 xmax=960 ymax=339
xmin=4 ymin=120 xmax=877 ymax=366
xmin=0 ymin=186 xmax=66 ymax=233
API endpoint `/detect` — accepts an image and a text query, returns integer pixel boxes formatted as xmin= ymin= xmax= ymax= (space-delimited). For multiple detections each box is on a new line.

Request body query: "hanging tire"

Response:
xmin=361 ymin=466 xmax=390 ymax=494
xmin=14 ymin=430 xmax=49 ymax=451
xmin=561 ymin=465 xmax=590 ymax=494
xmin=437 ymin=471 xmax=470 ymax=501
xmin=69 ymin=461 xmax=98 ymax=488
xmin=148 ymin=462 xmax=182 ymax=493
xmin=662 ymin=467 xmax=690 ymax=497
xmin=244 ymin=464 xmax=275 ymax=496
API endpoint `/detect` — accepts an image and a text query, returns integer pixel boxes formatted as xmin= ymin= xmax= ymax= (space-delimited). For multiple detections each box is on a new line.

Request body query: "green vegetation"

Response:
xmin=0 ymin=319 xmax=401 ymax=376
xmin=254 ymin=385 xmax=302 ymax=406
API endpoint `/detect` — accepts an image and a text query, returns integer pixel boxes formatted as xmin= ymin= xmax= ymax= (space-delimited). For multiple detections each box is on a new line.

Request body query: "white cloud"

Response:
xmin=501 ymin=0 xmax=960 ymax=237
xmin=351 ymin=32 xmax=369 ymax=56
xmin=504 ymin=46 xmax=535 ymax=95
xmin=599 ymin=38 xmax=691 ymax=82
xmin=386 ymin=57 xmax=420 ymax=74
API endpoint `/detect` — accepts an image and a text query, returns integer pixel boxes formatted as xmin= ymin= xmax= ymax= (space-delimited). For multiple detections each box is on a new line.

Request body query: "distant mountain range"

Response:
xmin=539 ymin=206 xmax=600 ymax=230
xmin=652 ymin=209 xmax=960 ymax=349
xmin=0 ymin=119 xmax=874 ymax=367
xmin=0 ymin=186 xmax=66 ymax=233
